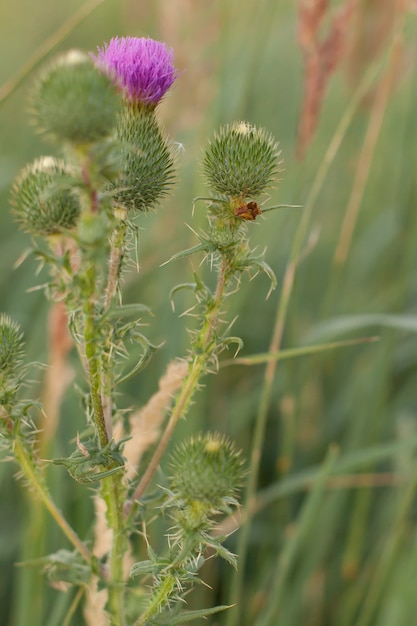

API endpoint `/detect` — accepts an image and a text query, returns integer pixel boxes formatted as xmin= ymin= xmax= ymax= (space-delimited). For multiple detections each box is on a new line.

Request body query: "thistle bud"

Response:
xmin=203 ymin=121 xmax=282 ymax=199
xmin=11 ymin=157 xmax=80 ymax=236
xmin=169 ymin=433 xmax=243 ymax=512
xmin=0 ymin=314 xmax=24 ymax=391
xmin=113 ymin=107 xmax=175 ymax=212
xmin=90 ymin=37 xmax=177 ymax=211
xmin=31 ymin=51 xmax=121 ymax=145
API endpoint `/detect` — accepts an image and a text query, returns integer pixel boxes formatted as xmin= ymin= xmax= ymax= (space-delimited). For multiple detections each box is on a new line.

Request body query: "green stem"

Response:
xmin=80 ymin=153 xmax=109 ymax=447
xmin=134 ymin=574 xmax=176 ymax=626
xmin=83 ymin=272 xmax=109 ymax=448
xmin=101 ymin=211 xmax=128 ymax=438
xmin=101 ymin=476 xmax=127 ymax=626
xmin=78 ymin=165 xmax=128 ymax=625
xmin=13 ymin=437 xmax=91 ymax=563
xmin=83 ymin=275 xmax=127 ymax=623
xmin=104 ymin=211 xmax=128 ymax=309
xmin=62 ymin=587 xmax=84 ymax=626
xmin=127 ymin=258 xmax=229 ymax=508
xmin=82 ymin=263 xmax=127 ymax=624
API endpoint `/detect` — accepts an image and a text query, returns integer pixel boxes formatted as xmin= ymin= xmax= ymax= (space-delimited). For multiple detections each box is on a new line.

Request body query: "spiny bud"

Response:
xmin=0 ymin=314 xmax=24 ymax=390
xmin=169 ymin=432 xmax=243 ymax=510
xmin=31 ymin=51 xmax=121 ymax=145
xmin=113 ymin=107 xmax=175 ymax=212
xmin=203 ymin=121 xmax=282 ymax=199
xmin=11 ymin=157 xmax=80 ymax=236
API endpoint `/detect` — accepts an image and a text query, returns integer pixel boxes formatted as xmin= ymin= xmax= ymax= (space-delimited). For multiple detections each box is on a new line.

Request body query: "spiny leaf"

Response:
xmin=115 ymin=335 xmax=157 ymax=385
xmin=162 ymin=243 xmax=211 ymax=265
xmin=218 ymin=335 xmax=244 ymax=357
xmin=130 ymin=559 xmax=168 ymax=578
xmin=104 ymin=303 xmax=152 ymax=320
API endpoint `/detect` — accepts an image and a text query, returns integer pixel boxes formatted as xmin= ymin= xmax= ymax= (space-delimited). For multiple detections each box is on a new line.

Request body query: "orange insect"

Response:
xmin=234 ymin=200 xmax=262 ymax=221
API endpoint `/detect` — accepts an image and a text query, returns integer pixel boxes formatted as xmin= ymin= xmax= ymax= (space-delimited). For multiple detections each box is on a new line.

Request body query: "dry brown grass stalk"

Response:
xmin=38 ymin=301 xmax=74 ymax=453
xmin=346 ymin=0 xmax=399 ymax=90
xmin=117 ymin=359 xmax=189 ymax=480
xmin=334 ymin=0 xmax=407 ymax=265
xmin=296 ymin=0 xmax=357 ymax=159
xmin=84 ymin=498 xmax=111 ymax=626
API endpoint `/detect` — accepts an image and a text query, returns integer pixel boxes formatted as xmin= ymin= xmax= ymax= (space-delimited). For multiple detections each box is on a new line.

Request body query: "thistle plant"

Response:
xmin=2 ymin=35 xmax=283 ymax=626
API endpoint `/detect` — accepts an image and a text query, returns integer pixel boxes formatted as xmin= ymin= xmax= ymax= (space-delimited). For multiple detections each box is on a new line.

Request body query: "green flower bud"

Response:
xmin=11 ymin=157 xmax=80 ymax=236
xmin=169 ymin=432 xmax=243 ymax=510
xmin=0 ymin=314 xmax=24 ymax=390
xmin=113 ymin=106 xmax=175 ymax=212
xmin=31 ymin=51 xmax=121 ymax=145
xmin=203 ymin=121 xmax=282 ymax=199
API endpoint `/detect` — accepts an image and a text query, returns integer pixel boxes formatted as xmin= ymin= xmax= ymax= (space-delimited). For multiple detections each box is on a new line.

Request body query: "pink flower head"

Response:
xmin=92 ymin=36 xmax=177 ymax=105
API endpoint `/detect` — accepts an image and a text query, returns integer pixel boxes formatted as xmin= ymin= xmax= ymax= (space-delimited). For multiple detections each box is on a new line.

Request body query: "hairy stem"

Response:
xmin=101 ymin=211 xmax=128 ymax=439
xmin=83 ymin=262 xmax=127 ymax=624
xmin=101 ymin=476 xmax=127 ymax=626
xmin=104 ymin=210 xmax=128 ymax=309
xmin=127 ymin=258 xmax=229 ymax=508
xmin=83 ymin=264 xmax=109 ymax=448
xmin=134 ymin=574 xmax=176 ymax=626
xmin=79 ymin=169 xmax=127 ymax=624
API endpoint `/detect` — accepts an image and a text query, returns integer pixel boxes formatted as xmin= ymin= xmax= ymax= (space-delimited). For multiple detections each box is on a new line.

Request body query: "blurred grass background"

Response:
xmin=2 ymin=0 xmax=417 ymax=625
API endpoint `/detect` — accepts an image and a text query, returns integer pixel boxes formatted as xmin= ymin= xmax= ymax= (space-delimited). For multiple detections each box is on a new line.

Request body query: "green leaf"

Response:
xmin=256 ymin=437 xmax=417 ymax=511
xmin=169 ymin=282 xmax=200 ymax=303
xmin=153 ymin=604 xmax=234 ymax=625
xmin=170 ymin=273 xmax=213 ymax=311
xmin=252 ymin=259 xmax=277 ymax=297
xmin=104 ymin=303 xmax=152 ymax=320
xmin=218 ymin=335 xmax=244 ymax=356
xmin=22 ymin=549 xmax=91 ymax=587
xmin=130 ymin=559 xmax=164 ymax=578
xmin=52 ymin=437 xmax=125 ymax=483
xmin=192 ymin=195 xmax=228 ymax=207
xmin=115 ymin=333 xmax=157 ymax=386
xmin=261 ymin=203 xmax=303 ymax=212
xmin=222 ymin=336 xmax=378 ymax=366
xmin=208 ymin=541 xmax=238 ymax=568
xmin=162 ymin=243 xmax=210 ymax=265
xmin=307 ymin=313 xmax=417 ymax=341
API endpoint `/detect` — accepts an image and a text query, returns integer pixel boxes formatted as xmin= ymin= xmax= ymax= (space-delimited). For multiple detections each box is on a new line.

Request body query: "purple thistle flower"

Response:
xmin=92 ymin=36 xmax=177 ymax=105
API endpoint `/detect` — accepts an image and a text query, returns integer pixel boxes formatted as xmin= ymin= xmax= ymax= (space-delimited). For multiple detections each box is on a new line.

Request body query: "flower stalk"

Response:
xmin=104 ymin=207 xmax=128 ymax=308
xmin=81 ymin=261 xmax=127 ymax=625
xmin=83 ymin=270 xmax=109 ymax=446
xmin=101 ymin=477 xmax=127 ymax=626
xmin=129 ymin=255 xmax=229 ymax=506
xmin=78 ymin=160 xmax=128 ymax=624
xmin=134 ymin=574 xmax=177 ymax=626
